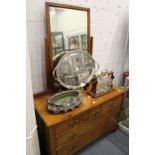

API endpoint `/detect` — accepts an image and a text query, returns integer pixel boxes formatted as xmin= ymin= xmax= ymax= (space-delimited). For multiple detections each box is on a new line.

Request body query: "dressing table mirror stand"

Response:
xmin=34 ymin=2 xmax=124 ymax=155
xmin=44 ymin=2 xmax=93 ymax=92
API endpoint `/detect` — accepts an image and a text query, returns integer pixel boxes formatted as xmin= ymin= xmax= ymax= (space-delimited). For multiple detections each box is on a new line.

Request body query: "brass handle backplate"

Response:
xmin=75 ymin=119 xmax=79 ymax=124
xmin=69 ymin=133 xmax=78 ymax=139
xmin=69 ymin=146 xmax=77 ymax=152
xmin=69 ymin=121 xmax=75 ymax=126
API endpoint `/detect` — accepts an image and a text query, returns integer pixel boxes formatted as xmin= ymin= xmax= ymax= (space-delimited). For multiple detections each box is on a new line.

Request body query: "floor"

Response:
xmin=76 ymin=130 xmax=129 ymax=155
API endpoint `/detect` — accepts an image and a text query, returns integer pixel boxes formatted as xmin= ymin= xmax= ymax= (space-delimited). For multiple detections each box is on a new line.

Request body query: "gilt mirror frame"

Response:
xmin=45 ymin=2 xmax=91 ymax=91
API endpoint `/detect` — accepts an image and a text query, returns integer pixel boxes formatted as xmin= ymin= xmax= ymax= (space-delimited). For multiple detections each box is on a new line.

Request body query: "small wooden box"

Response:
xmin=87 ymin=85 xmax=115 ymax=98
xmin=86 ymin=71 xmax=115 ymax=98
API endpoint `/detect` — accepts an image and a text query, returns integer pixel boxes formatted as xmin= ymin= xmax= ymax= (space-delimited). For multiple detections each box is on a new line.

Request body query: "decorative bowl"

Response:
xmin=47 ymin=90 xmax=81 ymax=113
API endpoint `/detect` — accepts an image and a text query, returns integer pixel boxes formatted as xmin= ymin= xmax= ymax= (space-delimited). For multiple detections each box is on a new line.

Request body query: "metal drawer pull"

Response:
xmin=69 ymin=121 xmax=75 ymax=126
xmin=109 ymin=102 xmax=113 ymax=106
xmin=69 ymin=146 xmax=77 ymax=151
xmin=75 ymin=119 xmax=79 ymax=124
xmin=92 ymin=109 xmax=99 ymax=115
xmin=69 ymin=133 xmax=78 ymax=139
xmin=92 ymin=111 xmax=96 ymax=115
xmin=113 ymin=101 xmax=117 ymax=104
xmin=69 ymin=119 xmax=79 ymax=126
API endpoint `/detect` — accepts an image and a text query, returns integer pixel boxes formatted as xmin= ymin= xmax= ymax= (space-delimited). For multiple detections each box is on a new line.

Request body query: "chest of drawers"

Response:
xmin=34 ymin=87 xmax=124 ymax=155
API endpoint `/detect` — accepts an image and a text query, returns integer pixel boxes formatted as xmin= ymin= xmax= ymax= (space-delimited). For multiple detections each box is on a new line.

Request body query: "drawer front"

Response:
xmin=56 ymin=123 xmax=94 ymax=155
xmin=106 ymin=108 xmax=120 ymax=130
xmin=112 ymin=96 xmax=123 ymax=108
xmin=113 ymin=105 xmax=121 ymax=117
xmin=102 ymin=96 xmax=122 ymax=114
xmin=55 ymin=111 xmax=90 ymax=136
xmin=94 ymin=118 xmax=111 ymax=137
xmin=56 ymin=120 xmax=94 ymax=147
xmin=57 ymin=141 xmax=82 ymax=155
xmin=100 ymin=96 xmax=123 ymax=133
xmin=95 ymin=114 xmax=118 ymax=137
xmin=108 ymin=115 xmax=119 ymax=130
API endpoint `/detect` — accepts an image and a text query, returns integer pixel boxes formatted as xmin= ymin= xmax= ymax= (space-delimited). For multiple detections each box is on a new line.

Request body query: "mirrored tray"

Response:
xmin=53 ymin=50 xmax=98 ymax=89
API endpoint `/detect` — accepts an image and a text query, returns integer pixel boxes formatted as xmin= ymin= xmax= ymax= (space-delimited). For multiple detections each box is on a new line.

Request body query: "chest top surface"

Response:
xmin=34 ymin=86 xmax=124 ymax=127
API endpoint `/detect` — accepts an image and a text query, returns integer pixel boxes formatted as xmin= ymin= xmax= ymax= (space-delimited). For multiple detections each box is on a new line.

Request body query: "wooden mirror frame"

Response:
xmin=45 ymin=2 xmax=92 ymax=91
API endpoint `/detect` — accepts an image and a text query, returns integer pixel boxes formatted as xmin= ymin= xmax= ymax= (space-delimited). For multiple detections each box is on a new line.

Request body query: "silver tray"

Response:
xmin=53 ymin=50 xmax=99 ymax=89
xmin=47 ymin=90 xmax=81 ymax=113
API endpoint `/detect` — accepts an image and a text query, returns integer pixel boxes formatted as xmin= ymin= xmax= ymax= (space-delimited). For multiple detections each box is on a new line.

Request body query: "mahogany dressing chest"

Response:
xmin=34 ymin=86 xmax=124 ymax=155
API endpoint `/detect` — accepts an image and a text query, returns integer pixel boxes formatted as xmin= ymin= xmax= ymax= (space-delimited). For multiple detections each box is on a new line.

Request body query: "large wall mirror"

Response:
xmin=45 ymin=2 xmax=91 ymax=91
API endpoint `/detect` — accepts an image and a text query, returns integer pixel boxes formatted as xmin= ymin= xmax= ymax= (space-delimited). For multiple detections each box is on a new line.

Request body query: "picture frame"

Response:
xmin=68 ymin=35 xmax=80 ymax=50
xmin=67 ymin=33 xmax=87 ymax=51
xmin=51 ymin=32 xmax=64 ymax=56
xmin=81 ymin=34 xmax=87 ymax=51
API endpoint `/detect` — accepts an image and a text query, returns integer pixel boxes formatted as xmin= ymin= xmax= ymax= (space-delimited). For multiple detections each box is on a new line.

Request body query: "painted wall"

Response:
xmin=123 ymin=38 xmax=129 ymax=72
xmin=27 ymin=0 xmax=129 ymax=93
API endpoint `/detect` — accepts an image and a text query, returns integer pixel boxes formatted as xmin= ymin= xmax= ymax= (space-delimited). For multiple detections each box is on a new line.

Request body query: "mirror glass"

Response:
xmin=49 ymin=7 xmax=88 ymax=60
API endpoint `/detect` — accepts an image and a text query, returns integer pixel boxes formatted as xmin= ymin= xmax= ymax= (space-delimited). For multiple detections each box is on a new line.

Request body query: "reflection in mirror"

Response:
xmin=49 ymin=7 xmax=88 ymax=60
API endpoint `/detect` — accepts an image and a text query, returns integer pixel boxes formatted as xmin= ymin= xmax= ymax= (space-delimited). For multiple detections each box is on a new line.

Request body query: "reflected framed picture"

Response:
xmin=68 ymin=35 xmax=80 ymax=50
xmin=81 ymin=34 xmax=87 ymax=51
xmin=53 ymin=48 xmax=64 ymax=57
xmin=51 ymin=32 xmax=64 ymax=56
xmin=51 ymin=32 xmax=64 ymax=48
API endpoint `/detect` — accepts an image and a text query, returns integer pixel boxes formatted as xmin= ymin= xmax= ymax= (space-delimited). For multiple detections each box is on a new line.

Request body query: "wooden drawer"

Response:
xmin=95 ymin=119 xmax=111 ymax=137
xmin=101 ymin=97 xmax=121 ymax=114
xmin=56 ymin=123 xmax=94 ymax=155
xmin=105 ymin=108 xmax=120 ymax=130
xmin=95 ymin=115 xmax=118 ymax=135
xmin=101 ymin=105 xmax=121 ymax=128
xmin=57 ymin=140 xmax=85 ymax=155
xmin=113 ymin=104 xmax=121 ymax=115
xmin=113 ymin=96 xmax=123 ymax=108
xmin=56 ymin=120 xmax=94 ymax=148
xmin=55 ymin=111 xmax=90 ymax=136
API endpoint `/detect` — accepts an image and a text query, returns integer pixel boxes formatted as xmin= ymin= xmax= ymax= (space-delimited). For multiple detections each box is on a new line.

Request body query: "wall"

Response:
xmin=123 ymin=38 xmax=129 ymax=72
xmin=27 ymin=0 xmax=129 ymax=93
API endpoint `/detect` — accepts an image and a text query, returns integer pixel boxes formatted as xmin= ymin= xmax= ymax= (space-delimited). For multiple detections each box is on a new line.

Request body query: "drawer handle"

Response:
xmin=113 ymin=101 xmax=117 ymax=104
xmin=69 ymin=146 xmax=77 ymax=152
xmin=92 ymin=110 xmax=99 ymax=116
xmin=75 ymin=119 xmax=79 ymax=124
xmin=106 ymin=112 xmax=112 ymax=117
xmin=108 ymin=100 xmax=117 ymax=106
xmin=69 ymin=121 xmax=75 ymax=126
xmin=92 ymin=111 xmax=96 ymax=115
xmin=109 ymin=103 xmax=113 ymax=106
xmin=69 ymin=133 xmax=78 ymax=139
